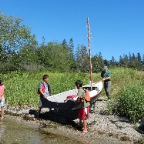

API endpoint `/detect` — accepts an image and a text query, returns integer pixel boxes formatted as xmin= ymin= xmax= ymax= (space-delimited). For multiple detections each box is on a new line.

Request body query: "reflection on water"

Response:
xmin=0 ymin=117 xmax=83 ymax=144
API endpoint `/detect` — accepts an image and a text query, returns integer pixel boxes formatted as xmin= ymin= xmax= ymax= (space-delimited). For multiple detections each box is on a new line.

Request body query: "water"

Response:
xmin=0 ymin=117 xmax=83 ymax=144
xmin=0 ymin=117 xmax=129 ymax=144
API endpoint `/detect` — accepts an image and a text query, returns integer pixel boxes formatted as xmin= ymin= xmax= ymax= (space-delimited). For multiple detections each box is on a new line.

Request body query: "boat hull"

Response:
xmin=41 ymin=81 xmax=103 ymax=110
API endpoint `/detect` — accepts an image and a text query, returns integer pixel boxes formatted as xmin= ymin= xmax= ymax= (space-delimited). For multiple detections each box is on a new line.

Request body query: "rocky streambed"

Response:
xmin=2 ymin=97 xmax=143 ymax=144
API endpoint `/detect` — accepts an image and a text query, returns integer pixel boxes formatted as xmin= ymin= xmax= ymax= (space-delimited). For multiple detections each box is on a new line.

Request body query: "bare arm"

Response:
xmin=103 ymin=77 xmax=111 ymax=81
xmin=39 ymin=89 xmax=46 ymax=98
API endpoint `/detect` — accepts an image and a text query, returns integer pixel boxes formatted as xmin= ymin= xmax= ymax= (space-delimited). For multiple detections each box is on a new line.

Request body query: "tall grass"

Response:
xmin=0 ymin=71 xmax=100 ymax=107
xmin=109 ymin=68 xmax=144 ymax=122
xmin=110 ymin=68 xmax=143 ymax=96
xmin=1 ymin=67 xmax=144 ymax=122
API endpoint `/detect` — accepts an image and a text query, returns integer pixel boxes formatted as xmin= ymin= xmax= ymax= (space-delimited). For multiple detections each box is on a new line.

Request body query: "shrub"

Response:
xmin=111 ymin=80 xmax=144 ymax=122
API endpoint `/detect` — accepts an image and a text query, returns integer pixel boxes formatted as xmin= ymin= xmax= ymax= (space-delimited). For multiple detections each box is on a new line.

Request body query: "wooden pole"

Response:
xmin=87 ymin=18 xmax=93 ymax=89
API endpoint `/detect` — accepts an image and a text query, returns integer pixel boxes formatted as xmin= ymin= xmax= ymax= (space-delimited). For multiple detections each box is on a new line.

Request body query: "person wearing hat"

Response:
xmin=101 ymin=66 xmax=112 ymax=100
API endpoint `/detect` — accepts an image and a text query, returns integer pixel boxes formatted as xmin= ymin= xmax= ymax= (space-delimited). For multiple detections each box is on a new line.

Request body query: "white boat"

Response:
xmin=41 ymin=81 xmax=103 ymax=110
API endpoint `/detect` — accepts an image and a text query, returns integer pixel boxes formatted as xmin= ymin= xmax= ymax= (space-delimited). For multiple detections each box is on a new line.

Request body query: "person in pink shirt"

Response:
xmin=0 ymin=79 xmax=5 ymax=121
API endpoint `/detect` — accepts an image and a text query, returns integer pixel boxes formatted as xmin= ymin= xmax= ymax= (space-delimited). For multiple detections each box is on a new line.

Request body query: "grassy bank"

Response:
xmin=109 ymin=68 xmax=144 ymax=122
xmin=0 ymin=71 xmax=100 ymax=107
xmin=1 ymin=68 xmax=144 ymax=122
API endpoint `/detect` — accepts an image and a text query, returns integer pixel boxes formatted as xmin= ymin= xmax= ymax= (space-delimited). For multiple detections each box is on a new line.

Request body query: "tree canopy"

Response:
xmin=0 ymin=11 xmax=144 ymax=73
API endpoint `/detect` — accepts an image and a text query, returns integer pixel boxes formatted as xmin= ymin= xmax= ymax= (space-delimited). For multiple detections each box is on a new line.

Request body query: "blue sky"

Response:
xmin=0 ymin=0 xmax=144 ymax=60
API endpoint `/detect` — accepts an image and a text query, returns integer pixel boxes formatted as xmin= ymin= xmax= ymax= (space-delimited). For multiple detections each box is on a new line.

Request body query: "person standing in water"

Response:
xmin=37 ymin=75 xmax=51 ymax=118
xmin=101 ymin=66 xmax=112 ymax=100
xmin=75 ymin=80 xmax=90 ymax=135
xmin=0 ymin=79 xmax=5 ymax=121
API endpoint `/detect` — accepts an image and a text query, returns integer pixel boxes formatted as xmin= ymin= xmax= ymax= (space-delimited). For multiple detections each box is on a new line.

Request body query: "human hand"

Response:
xmin=102 ymin=78 xmax=106 ymax=81
xmin=43 ymin=94 xmax=47 ymax=99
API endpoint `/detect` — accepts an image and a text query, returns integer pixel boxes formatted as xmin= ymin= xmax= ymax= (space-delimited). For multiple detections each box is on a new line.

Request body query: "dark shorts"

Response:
xmin=78 ymin=107 xmax=90 ymax=120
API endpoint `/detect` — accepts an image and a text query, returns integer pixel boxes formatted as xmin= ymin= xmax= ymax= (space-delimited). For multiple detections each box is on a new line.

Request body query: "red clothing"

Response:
xmin=78 ymin=107 xmax=90 ymax=120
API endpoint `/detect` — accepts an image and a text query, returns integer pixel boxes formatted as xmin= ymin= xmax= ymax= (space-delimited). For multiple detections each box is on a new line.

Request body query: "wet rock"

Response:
xmin=22 ymin=109 xmax=29 ymax=114
xmin=23 ymin=114 xmax=35 ymax=121
xmin=114 ymin=122 xmax=130 ymax=129
xmin=120 ymin=136 xmax=131 ymax=141
xmin=17 ymin=111 xmax=23 ymax=116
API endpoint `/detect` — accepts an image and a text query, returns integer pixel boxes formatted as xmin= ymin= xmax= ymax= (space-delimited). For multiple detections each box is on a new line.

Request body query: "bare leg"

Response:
xmin=1 ymin=106 xmax=4 ymax=120
xmin=83 ymin=120 xmax=87 ymax=132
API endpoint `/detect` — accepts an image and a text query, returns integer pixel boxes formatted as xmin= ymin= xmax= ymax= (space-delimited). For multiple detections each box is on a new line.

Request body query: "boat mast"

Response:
xmin=87 ymin=18 xmax=93 ymax=89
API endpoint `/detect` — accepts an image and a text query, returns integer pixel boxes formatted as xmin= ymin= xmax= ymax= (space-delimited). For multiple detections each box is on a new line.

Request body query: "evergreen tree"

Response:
xmin=68 ymin=38 xmax=74 ymax=60
xmin=129 ymin=53 xmax=132 ymax=62
xmin=110 ymin=56 xmax=116 ymax=67
xmin=92 ymin=54 xmax=104 ymax=72
xmin=132 ymin=53 xmax=136 ymax=61
xmin=119 ymin=55 xmax=124 ymax=66
xmin=75 ymin=45 xmax=89 ymax=72
xmin=68 ymin=38 xmax=75 ymax=70
xmin=104 ymin=59 xmax=109 ymax=66
xmin=137 ymin=52 xmax=141 ymax=62
xmin=123 ymin=55 xmax=129 ymax=67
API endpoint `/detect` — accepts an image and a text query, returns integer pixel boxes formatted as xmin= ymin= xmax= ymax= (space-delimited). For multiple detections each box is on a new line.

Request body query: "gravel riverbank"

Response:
xmin=3 ymin=97 xmax=143 ymax=144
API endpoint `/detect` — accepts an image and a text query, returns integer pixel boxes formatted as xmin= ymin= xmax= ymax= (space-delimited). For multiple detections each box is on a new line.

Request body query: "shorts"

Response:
xmin=0 ymin=97 xmax=5 ymax=107
xmin=39 ymin=96 xmax=49 ymax=108
xmin=78 ymin=107 xmax=90 ymax=120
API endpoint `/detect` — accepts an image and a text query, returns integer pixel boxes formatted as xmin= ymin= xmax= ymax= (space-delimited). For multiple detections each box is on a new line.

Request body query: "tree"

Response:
xmin=0 ymin=44 xmax=7 ymax=62
xmin=75 ymin=45 xmax=89 ymax=72
xmin=131 ymin=53 xmax=136 ymax=61
xmin=129 ymin=53 xmax=132 ymax=62
xmin=110 ymin=56 xmax=116 ymax=67
xmin=92 ymin=52 xmax=105 ymax=72
xmin=123 ymin=55 xmax=129 ymax=67
xmin=104 ymin=59 xmax=109 ymax=66
xmin=0 ymin=11 xmax=38 ymax=71
xmin=68 ymin=38 xmax=75 ymax=70
xmin=62 ymin=39 xmax=67 ymax=47
xmin=128 ymin=53 xmax=139 ymax=69
xmin=0 ymin=12 xmax=37 ymax=55
xmin=68 ymin=38 xmax=74 ymax=60
xmin=119 ymin=55 xmax=124 ymax=66
xmin=137 ymin=53 xmax=141 ymax=62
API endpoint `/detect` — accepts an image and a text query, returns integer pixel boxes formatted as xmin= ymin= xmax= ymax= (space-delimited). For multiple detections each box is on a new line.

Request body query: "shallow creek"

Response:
xmin=0 ymin=117 xmax=83 ymax=144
